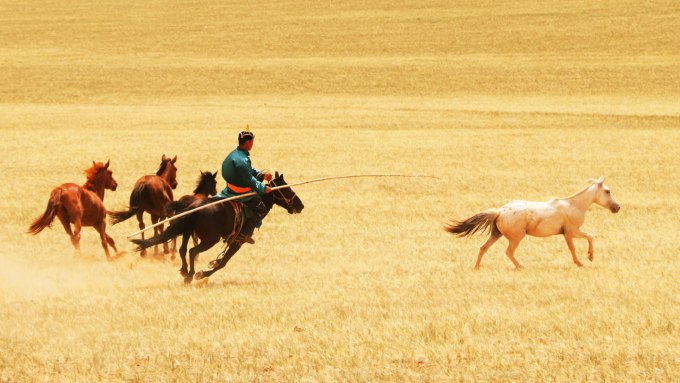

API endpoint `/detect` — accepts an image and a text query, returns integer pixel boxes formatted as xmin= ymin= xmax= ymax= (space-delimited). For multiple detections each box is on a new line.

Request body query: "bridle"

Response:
xmin=269 ymin=178 xmax=298 ymax=211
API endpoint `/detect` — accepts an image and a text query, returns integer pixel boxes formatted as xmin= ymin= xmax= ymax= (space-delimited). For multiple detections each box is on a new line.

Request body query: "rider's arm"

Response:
xmin=234 ymin=158 xmax=266 ymax=195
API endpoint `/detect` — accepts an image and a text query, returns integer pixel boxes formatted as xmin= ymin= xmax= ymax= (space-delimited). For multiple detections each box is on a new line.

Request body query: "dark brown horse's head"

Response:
xmin=158 ymin=154 xmax=178 ymax=189
xmin=194 ymin=170 xmax=218 ymax=196
xmin=270 ymin=172 xmax=304 ymax=214
xmin=86 ymin=160 xmax=118 ymax=191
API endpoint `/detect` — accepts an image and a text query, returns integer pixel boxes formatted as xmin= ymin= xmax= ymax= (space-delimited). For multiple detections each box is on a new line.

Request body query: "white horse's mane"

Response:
xmin=557 ymin=178 xmax=601 ymax=200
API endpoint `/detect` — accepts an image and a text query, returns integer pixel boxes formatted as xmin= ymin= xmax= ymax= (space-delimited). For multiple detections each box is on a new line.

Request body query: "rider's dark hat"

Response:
xmin=238 ymin=125 xmax=254 ymax=144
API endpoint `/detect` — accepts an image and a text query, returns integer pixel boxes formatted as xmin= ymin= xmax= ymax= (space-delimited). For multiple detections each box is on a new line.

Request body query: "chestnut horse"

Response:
xmin=131 ymin=173 xmax=304 ymax=284
xmin=28 ymin=160 xmax=119 ymax=259
xmin=110 ymin=155 xmax=178 ymax=257
xmin=446 ymin=177 xmax=620 ymax=269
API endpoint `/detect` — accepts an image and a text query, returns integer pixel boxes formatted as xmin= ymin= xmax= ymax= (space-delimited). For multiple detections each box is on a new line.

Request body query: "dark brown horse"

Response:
xmin=28 ymin=160 xmax=119 ymax=259
xmin=165 ymin=170 xmax=218 ymax=249
xmin=110 ymin=154 xmax=178 ymax=257
xmin=131 ymin=173 xmax=304 ymax=284
xmin=165 ymin=170 xmax=218 ymax=217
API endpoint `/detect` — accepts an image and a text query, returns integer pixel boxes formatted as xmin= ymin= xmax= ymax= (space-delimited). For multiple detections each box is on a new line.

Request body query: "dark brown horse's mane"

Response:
xmin=193 ymin=171 xmax=216 ymax=195
xmin=83 ymin=162 xmax=105 ymax=190
xmin=156 ymin=159 xmax=170 ymax=176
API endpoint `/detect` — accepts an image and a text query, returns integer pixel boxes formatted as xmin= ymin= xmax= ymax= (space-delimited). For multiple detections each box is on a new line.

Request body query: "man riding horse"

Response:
xmin=217 ymin=126 xmax=272 ymax=245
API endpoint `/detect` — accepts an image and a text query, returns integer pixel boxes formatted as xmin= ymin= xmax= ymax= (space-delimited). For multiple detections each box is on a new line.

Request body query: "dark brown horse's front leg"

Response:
xmin=195 ymin=244 xmax=242 ymax=281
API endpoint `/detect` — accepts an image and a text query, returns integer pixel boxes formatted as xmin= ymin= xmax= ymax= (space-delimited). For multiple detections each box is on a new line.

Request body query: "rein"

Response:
xmin=269 ymin=179 xmax=297 ymax=210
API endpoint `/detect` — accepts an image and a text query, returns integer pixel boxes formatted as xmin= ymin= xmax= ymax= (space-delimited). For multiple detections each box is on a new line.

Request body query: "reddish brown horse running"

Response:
xmin=28 ymin=160 xmax=119 ymax=259
xmin=110 ymin=154 xmax=178 ymax=257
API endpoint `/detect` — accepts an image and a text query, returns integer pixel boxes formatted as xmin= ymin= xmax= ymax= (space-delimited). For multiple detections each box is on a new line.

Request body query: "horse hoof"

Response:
xmin=195 ymin=271 xmax=205 ymax=280
xmin=183 ymin=275 xmax=193 ymax=284
xmin=180 ymin=270 xmax=189 ymax=278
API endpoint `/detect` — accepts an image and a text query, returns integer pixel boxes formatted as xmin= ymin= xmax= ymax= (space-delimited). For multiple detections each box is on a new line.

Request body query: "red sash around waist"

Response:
xmin=227 ymin=183 xmax=252 ymax=193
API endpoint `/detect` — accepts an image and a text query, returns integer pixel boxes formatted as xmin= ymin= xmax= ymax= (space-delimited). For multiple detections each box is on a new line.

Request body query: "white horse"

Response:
xmin=446 ymin=177 xmax=620 ymax=269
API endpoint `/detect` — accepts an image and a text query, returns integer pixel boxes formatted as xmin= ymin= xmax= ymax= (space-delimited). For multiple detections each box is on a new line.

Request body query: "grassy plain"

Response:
xmin=1 ymin=1 xmax=679 ymax=382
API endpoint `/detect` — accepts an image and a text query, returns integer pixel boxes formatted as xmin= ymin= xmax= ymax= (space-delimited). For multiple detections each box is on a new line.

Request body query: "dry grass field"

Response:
xmin=1 ymin=1 xmax=679 ymax=381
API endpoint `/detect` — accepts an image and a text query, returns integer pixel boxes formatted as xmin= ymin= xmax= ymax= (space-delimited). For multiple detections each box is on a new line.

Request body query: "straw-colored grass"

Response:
xmin=1 ymin=1 xmax=678 ymax=382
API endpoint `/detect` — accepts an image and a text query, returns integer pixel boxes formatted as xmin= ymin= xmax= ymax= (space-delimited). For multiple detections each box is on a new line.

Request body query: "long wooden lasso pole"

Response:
xmin=125 ymin=174 xmax=438 ymax=239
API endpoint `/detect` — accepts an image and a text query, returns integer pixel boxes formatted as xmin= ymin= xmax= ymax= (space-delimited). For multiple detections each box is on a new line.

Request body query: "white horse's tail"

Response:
xmin=445 ymin=209 xmax=500 ymax=237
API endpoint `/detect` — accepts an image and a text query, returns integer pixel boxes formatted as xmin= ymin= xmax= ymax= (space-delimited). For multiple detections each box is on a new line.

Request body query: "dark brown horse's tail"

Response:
xmin=109 ymin=184 xmax=147 ymax=225
xmin=445 ymin=209 xmax=501 ymax=237
xmin=130 ymin=213 xmax=196 ymax=252
xmin=28 ymin=188 xmax=62 ymax=235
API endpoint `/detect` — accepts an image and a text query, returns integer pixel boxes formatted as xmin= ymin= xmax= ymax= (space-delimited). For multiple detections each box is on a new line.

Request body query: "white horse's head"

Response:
xmin=589 ymin=177 xmax=620 ymax=213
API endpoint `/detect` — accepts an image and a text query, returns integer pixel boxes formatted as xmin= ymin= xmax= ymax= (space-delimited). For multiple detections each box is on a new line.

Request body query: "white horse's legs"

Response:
xmin=475 ymin=233 xmax=501 ymax=269
xmin=573 ymin=230 xmax=594 ymax=261
xmin=505 ymin=235 xmax=524 ymax=269
xmin=564 ymin=235 xmax=583 ymax=267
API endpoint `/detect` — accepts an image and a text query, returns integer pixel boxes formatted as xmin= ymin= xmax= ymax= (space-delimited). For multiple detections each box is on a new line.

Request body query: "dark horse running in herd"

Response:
xmin=109 ymin=155 xmax=178 ymax=257
xmin=28 ymin=161 xmax=120 ymax=259
xmin=165 ymin=170 xmax=218 ymax=218
xmin=132 ymin=172 xmax=304 ymax=283
xmin=165 ymin=170 xmax=218 ymax=247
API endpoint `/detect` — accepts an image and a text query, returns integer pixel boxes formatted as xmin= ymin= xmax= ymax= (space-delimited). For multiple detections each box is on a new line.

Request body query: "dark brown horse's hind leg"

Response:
xmin=178 ymin=232 xmax=190 ymax=277
xmin=170 ymin=236 xmax=177 ymax=260
xmin=184 ymin=238 xmax=219 ymax=284
xmin=157 ymin=218 xmax=171 ymax=256
xmin=150 ymin=215 xmax=162 ymax=257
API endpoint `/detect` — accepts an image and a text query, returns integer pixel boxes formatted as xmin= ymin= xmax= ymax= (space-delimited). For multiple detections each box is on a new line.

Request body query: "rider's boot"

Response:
xmin=235 ymin=219 xmax=257 ymax=245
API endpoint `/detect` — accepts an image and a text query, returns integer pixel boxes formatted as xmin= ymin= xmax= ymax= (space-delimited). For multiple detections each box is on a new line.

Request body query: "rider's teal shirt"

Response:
xmin=217 ymin=147 xmax=266 ymax=201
